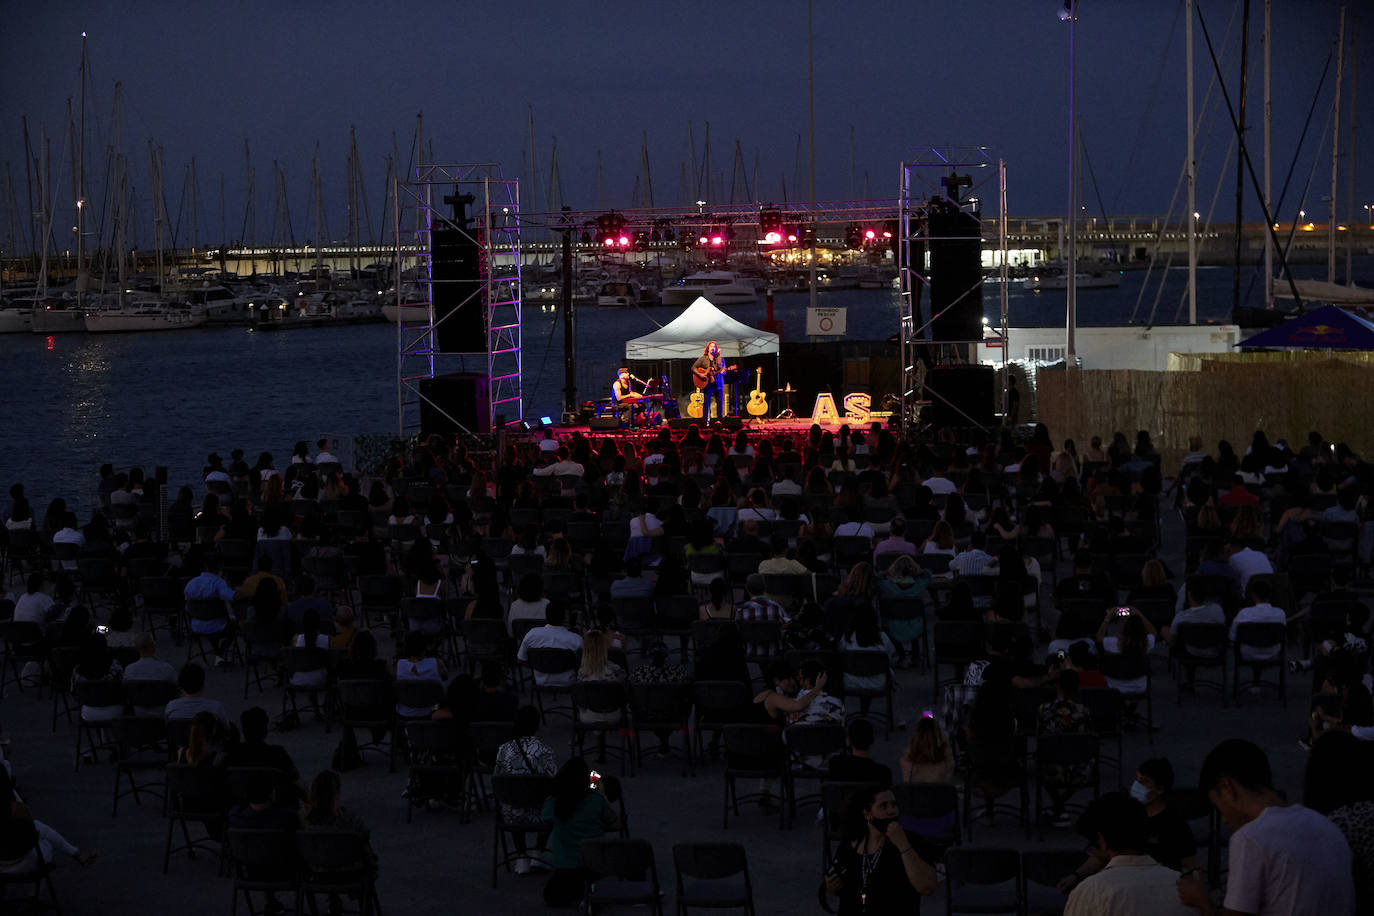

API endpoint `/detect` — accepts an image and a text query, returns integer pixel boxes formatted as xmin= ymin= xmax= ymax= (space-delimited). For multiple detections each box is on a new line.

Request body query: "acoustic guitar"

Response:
xmin=692 ymin=362 xmax=738 ymax=389
xmin=746 ymin=366 xmax=768 ymax=417
xmin=687 ymin=389 xmax=705 ymax=418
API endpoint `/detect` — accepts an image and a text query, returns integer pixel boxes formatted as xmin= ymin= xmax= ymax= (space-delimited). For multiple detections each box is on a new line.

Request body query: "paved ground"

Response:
xmin=0 ymin=504 xmax=1322 ymax=915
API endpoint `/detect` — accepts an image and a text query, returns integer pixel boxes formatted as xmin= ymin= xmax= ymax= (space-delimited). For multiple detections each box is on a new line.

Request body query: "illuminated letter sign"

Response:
xmin=843 ymin=393 xmax=871 ymax=424
xmin=812 ymin=393 xmax=841 ymax=424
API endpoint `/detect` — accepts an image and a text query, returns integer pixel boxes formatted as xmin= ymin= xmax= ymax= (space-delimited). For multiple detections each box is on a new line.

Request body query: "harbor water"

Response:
xmin=1 ymin=257 xmax=1369 ymax=515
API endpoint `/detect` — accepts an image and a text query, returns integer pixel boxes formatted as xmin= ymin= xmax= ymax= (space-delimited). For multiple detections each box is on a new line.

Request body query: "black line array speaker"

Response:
xmin=588 ymin=416 xmax=622 ymax=431
xmin=923 ymin=364 xmax=995 ymax=429
xmin=927 ymin=200 xmax=983 ymax=343
xmin=419 ymin=372 xmax=490 ymax=435
xmin=432 ymin=225 xmax=486 ymax=354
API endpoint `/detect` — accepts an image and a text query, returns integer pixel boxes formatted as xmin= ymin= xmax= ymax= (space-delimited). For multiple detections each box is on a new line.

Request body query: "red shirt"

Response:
xmin=1218 ymin=486 xmax=1260 ymax=508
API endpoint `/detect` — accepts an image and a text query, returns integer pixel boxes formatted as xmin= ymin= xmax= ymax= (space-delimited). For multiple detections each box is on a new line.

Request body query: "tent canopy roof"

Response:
xmin=1237 ymin=305 xmax=1374 ymax=350
xmin=624 ymin=297 xmax=779 ymax=360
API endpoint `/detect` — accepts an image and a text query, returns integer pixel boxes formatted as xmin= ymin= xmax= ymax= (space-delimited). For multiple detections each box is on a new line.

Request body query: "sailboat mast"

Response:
xmin=76 ymin=32 xmax=87 ymax=301
xmin=1345 ymin=16 xmax=1358 ymax=286
xmin=1263 ymin=0 xmax=1273 ymax=308
xmin=1186 ymin=0 xmax=1198 ymax=322
xmin=1233 ymin=1 xmax=1250 ymax=315
xmin=1330 ymin=6 xmax=1345 ymax=284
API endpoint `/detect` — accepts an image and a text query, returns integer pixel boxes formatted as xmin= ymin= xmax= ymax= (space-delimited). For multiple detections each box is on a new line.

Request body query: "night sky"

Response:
xmin=1 ymin=0 xmax=1368 ymax=251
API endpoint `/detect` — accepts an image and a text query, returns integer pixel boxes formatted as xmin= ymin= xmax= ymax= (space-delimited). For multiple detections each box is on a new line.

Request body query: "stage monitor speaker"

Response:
xmin=923 ymin=364 xmax=995 ymax=429
xmin=667 ymin=417 xmax=705 ymax=430
xmin=927 ymin=201 xmax=983 ymax=344
xmin=432 ymin=225 xmax=486 ymax=354
xmin=418 ymin=372 xmax=490 ymax=435
xmin=589 ymin=416 xmax=621 ymax=431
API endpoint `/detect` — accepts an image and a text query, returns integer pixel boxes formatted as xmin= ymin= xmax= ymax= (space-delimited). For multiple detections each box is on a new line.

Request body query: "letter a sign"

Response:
xmin=812 ymin=393 xmax=841 ymax=424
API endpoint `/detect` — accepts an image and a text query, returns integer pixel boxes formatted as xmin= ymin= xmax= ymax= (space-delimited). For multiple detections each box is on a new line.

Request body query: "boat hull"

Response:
xmin=0 ymin=308 xmax=32 ymax=333
xmin=84 ymin=312 xmax=207 ymax=332
xmin=30 ymin=309 xmax=87 ymax=334
xmin=382 ymin=303 xmax=432 ymax=324
xmin=660 ymin=288 xmax=759 ymax=308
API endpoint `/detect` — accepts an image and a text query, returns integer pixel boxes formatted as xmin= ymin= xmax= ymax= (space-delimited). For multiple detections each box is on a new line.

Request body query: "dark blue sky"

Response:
xmin=1 ymin=0 xmax=1367 ymax=250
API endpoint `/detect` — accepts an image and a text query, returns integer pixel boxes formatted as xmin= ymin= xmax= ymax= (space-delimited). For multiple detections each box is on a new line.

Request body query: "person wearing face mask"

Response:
xmin=823 ymin=784 xmax=937 ymax=914
xmin=1059 ymin=757 xmax=1198 ymax=893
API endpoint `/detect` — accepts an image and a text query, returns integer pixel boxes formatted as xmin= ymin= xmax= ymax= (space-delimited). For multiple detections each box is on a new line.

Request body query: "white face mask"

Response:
xmin=1129 ymin=780 xmax=1152 ymax=804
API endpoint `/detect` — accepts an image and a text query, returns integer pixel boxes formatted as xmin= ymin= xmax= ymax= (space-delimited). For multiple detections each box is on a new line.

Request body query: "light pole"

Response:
xmin=1061 ymin=0 xmax=1077 ymax=367
xmin=807 ymin=0 xmax=818 ymax=315
xmin=1365 ymin=203 xmax=1372 ymax=228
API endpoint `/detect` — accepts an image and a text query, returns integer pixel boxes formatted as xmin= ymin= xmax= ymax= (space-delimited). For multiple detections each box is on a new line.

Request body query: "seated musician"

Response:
xmin=612 ymin=367 xmax=638 ymax=426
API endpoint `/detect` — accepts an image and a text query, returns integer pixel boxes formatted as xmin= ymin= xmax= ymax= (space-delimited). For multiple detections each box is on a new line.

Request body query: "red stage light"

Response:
xmin=764 ymin=231 xmax=782 ymax=244
xmin=864 ymin=229 xmax=877 ymax=240
xmin=711 ymin=236 xmax=724 ymax=246
xmin=618 ymin=235 xmax=630 ymax=246
xmin=882 ymin=230 xmax=893 ymax=239
xmin=786 ymin=233 xmax=798 ymax=243
xmin=603 ymin=238 xmax=615 ymax=247
xmin=697 ymin=235 xmax=709 ymax=245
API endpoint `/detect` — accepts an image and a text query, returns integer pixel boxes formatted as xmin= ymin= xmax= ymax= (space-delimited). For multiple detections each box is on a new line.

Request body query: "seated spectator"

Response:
xmin=516 ymin=603 xmax=583 ymax=687
xmin=184 ymin=555 xmax=239 ymax=665
xmin=285 ymin=575 xmax=333 ymax=637
xmin=12 ymin=573 xmax=56 ymax=629
xmin=1129 ymin=559 xmax=1176 ymax=605
xmin=575 ymin=629 xmax=625 ymax=725
xmin=474 ymin=662 xmax=520 ymax=722
xmin=758 ymin=537 xmax=809 ymax=577
xmin=236 ymin=554 xmax=288 ymax=607
xmin=698 ymin=577 xmax=735 ymax=621
xmin=288 ymin=610 xmax=331 ymax=688
xmin=394 ymin=632 xmax=446 ymax=717
xmin=1062 ymin=792 xmax=1194 ymax=916
xmin=1217 ymin=473 xmax=1260 ymax=509
xmin=948 ymin=531 xmax=994 ymax=577
xmin=873 ymin=517 xmax=917 ymax=561
xmin=177 ymin=710 xmax=226 ymax=766
xmin=791 ymin=659 xmax=845 ymax=726
xmin=224 ymin=706 xmax=302 ymax=798
xmin=609 ymin=557 xmax=655 ymax=600
xmin=1096 ymin=606 xmax=1157 ymax=695
xmin=839 ymin=607 xmax=896 ymax=706
xmin=541 ymin=757 xmax=620 ymax=908
xmin=123 ymin=632 xmax=178 ymax=684
xmin=826 ymin=719 xmax=893 ymax=784
xmin=728 ymin=519 xmax=770 ymax=558
xmin=899 ymin=716 xmax=955 ymax=783
xmin=834 ymin=507 xmax=875 ymax=540
xmin=1039 ymin=669 xmax=1093 ymax=826
xmin=1177 ymin=738 xmax=1355 ymax=914
xmin=493 ymin=705 xmax=557 ymax=876
xmin=70 ymin=632 xmax=124 ymax=723
xmin=1163 ymin=577 xmax=1226 ymax=648
xmin=335 ymin=630 xmax=388 ymax=681
xmin=0 ymin=769 xmax=96 ymax=874
xmin=329 ymin=606 xmax=358 ymax=650
xmin=300 ymin=770 xmax=376 ymax=871
xmin=822 ymin=563 xmax=875 ymax=638
xmin=919 ymin=520 xmax=957 ymax=557
xmin=1303 ymin=731 xmax=1374 ymax=912
xmin=1230 ymin=578 xmax=1288 ymax=664
xmin=1226 ymin=539 xmax=1273 ymax=593
xmin=165 ymin=662 xmax=229 ymax=725
xmin=507 ymin=573 xmax=550 ymax=635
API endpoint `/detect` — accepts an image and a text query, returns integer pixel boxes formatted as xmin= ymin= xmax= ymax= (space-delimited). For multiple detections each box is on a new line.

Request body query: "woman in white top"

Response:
xmin=919 ymin=520 xmax=957 ymax=557
xmin=506 ymin=573 xmax=551 ymax=635
xmin=394 ymin=632 xmax=446 ymax=717
xmin=730 ymin=430 xmax=756 ymax=458
xmin=510 ymin=524 xmax=547 ymax=558
xmin=839 ymin=608 xmax=896 ymax=699
xmin=1095 ymin=607 xmax=1157 ymax=695
xmin=289 ymin=610 xmax=332 ymax=688
xmin=575 ymin=630 xmax=626 ymax=724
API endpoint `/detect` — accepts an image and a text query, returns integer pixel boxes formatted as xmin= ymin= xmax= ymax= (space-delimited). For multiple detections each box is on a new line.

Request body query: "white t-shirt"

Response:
xmin=12 ymin=592 xmax=55 ymax=626
xmin=834 ymin=521 xmax=875 ymax=539
xmin=506 ymin=597 xmax=550 ymax=635
xmin=924 ymin=476 xmax=957 ymax=495
xmin=628 ymin=513 xmax=663 ymax=538
xmin=1230 ymin=604 xmax=1287 ymax=661
xmin=1228 ymin=548 xmax=1274 ymax=591
xmin=1223 ymin=804 xmax=1355 ymax=916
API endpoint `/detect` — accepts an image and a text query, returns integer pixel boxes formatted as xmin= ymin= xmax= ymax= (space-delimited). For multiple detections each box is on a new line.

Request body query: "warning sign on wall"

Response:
xmin=806 ymin=307 xmax=847 ymax=337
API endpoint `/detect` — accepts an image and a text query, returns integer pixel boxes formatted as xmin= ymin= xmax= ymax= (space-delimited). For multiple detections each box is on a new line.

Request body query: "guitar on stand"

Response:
xmin=746 ymin=367 xmax=769 ymax=418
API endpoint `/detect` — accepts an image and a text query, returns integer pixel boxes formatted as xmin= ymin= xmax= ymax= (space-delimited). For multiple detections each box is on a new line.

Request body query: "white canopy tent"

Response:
xmin=624 ymin=296 xmax=779 ymax=359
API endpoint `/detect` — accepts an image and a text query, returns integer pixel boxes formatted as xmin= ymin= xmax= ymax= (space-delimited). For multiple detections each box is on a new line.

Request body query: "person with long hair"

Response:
xmin=540 ymin=756 xmax=620 ymax=907
xmin=177 ymin=710 xmax=224 ymax=767
xmin=822 ymin=784 xmax=937 ymax=914
xmin=823 ymin=562 xmax=877 ymax=639
xmin=920 ymin=520 xmax=956 ymax=557
xmin=494 ymin=705 xmax=557 ymax=875
xmin=1095 ymin=606 xmax=1156 ymax=696
xmin=0 ymin=768 xmax=96 ymax=874
xmin=301 ymin=770 xmax=376 ymax=870
xmin=899 ymin=717 xmax=955 ymax=783
xmin=839 ymin=607 xmax=896 ymax=708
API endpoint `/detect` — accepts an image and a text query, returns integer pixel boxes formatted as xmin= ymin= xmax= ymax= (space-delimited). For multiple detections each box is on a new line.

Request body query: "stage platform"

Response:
xmin=510 ymin=414 xmax=895 ymax=446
